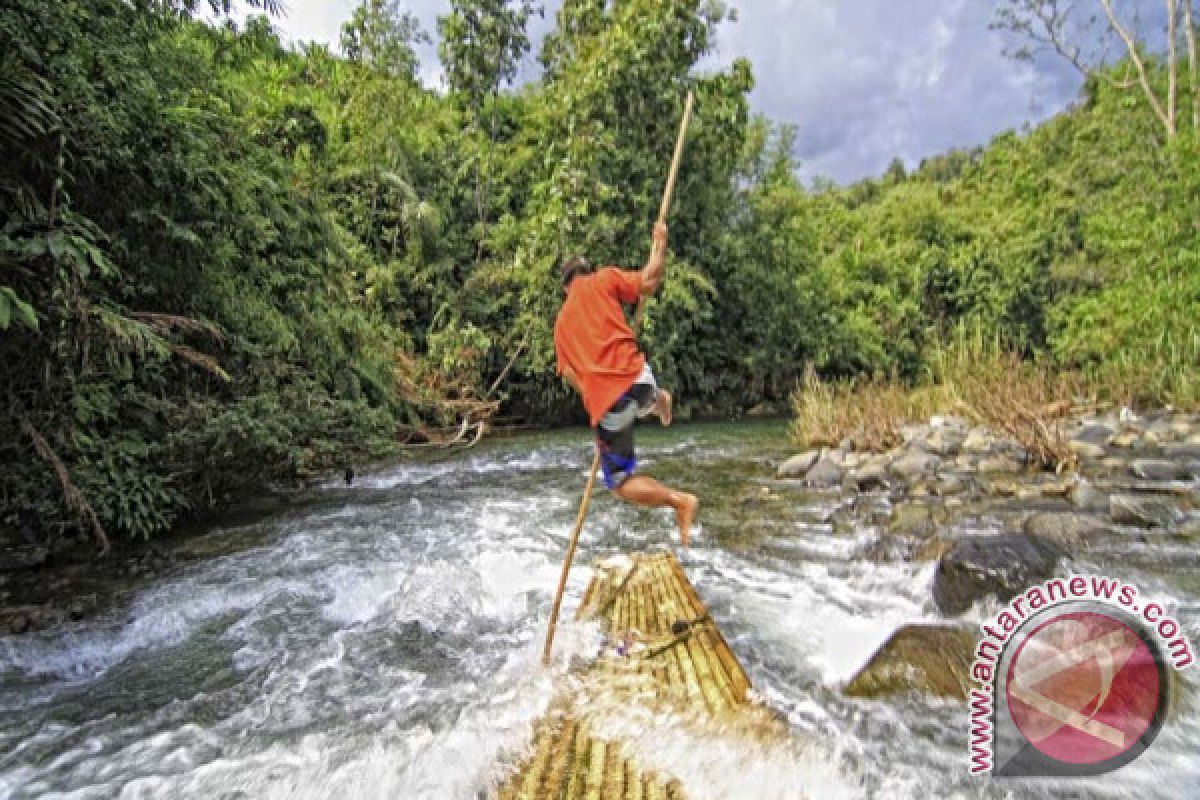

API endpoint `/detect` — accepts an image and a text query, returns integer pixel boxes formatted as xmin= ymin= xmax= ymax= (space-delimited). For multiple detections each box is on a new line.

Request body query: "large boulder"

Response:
xmin=844 ymin=624 xmax=976 ymax=700
xmin=1110 ymin=494 xmax=1184 ymax=528
xmin=933 ymin=534 xmax=1063 ymax=615
xmin=778 ymin=450 xmax=820 ymax=479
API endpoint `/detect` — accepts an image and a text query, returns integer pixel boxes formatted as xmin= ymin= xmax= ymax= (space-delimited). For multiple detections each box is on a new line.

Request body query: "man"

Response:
xmin=554 ymin=222 xmax=699 ymax=547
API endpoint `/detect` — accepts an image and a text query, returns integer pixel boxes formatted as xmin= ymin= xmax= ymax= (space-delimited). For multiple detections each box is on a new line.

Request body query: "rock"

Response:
xmin=888 ymin=503 xmax=945 ymax=539
xmin=962 ymin=428 xmax=994 ymax=454
xmin=986 ymin=478 xmax=1021 ymax=498
xmin=924 ymin=428 xmax=966 ymax=457
xmin=1131 ymin=459 xmax=1195 ymax=482
xmin=900 ymin=424 xmax=933 ymax=446
xmin=890 ymin=450 xmax=940 ymax=482
xmin=778 ymin=451 xmax=820 ymax=479
xmin=1068 ymin=481 xmax=1109 ymax=512
xmin=1068 ymin=440 xmax=1107 ymax=460
xmin=853 ymin=463 xmax=891 ymax=492
xmin=805 ymin=454 xmax=845 ymax=488
xmin=1110 ymin=495 xmax=1184 ymax=528
xmin=1039 ymin=479 xmax=1074 ymax=498
xmin=1108 ymin=430 xmax=1141 ymax=449
xmin=933 ymin=535 xmax=1063 ymax=615
xmin=933 ymin=474 xmax=969 ymax=497
xmin=977 ymin=455 xmax=1024 ymax=474
xmin=1073 ymin=423 xmax=1115 ymax=445
xmin=844 ymin=624 xmax=976 ymax=700
xmin=1022 ymin=512 xmax=1109 ymax=545
xmin=1162 ymin=443 xmax=1200 ymax=460
xmin=1178 ymin=516 xmax=1200 ymax=537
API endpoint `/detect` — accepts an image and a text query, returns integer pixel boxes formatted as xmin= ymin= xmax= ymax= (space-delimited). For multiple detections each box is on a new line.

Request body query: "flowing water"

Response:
xmin=1 ymin=422 xmax=1196 ymax=799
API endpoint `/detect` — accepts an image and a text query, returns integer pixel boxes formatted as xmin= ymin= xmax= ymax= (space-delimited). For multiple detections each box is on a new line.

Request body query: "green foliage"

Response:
xmin=2 ymin=0 xmax=1194 ymax=551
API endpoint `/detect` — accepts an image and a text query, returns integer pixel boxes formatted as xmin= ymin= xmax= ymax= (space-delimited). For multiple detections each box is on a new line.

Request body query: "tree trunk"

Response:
xmin=1169 ymin=0 xmax=1179 ymax=133
xmin=1100 ymin=0 xmax=1177 ymax=138
xmin=1185 ymin=0 xmax=1198 ymax=132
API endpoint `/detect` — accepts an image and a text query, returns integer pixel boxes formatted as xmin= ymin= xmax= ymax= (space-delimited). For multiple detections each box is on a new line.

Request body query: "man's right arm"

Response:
xmin=639 ymin=221 xmax=669 ymax=296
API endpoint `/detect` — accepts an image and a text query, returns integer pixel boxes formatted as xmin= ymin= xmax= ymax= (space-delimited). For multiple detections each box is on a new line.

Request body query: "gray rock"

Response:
xmin=778 ymin=450 xmax=820 ymax=478
xmin=1162 ymin=443 xmax=1200 ymax=460
xmin=1110 ymin=495 xmax=1184 ymax=528
xmin=1068 ymin=440 xmax=1107 ymax=460
xmin=900 ymin=424 xmax=933 ymax=446
xmin=1068 ymin=481 xmax=1110 ymax=512
xmin=977 ymin=455 xmax=1024 ymax=474
xmin=933 ymin=534 xmax=1063 ymax=615
xmin=805 ymin=455 xmax=845 ymax=488
xmin=1131 ymin=459 xmax=1195 ymax=482
xmin=962 ymin=428 xmax=994 ymax=454
xmin=890 ymin=450 xmax=941 ymax=481
xmin=933 ymin=474 xmax=969 ymax=497
xmin=843 ymin=624 xmax=976 ymax=700
xmin=924 ymin=428 xmax=966 ymax=457
xmin=1022 ymin=512 xmax=1109 ymax=545
xmin=1073 ymin=424 xmax=1115 ymax=445
xmin=854 ymin=463 xmax=892 ymax=492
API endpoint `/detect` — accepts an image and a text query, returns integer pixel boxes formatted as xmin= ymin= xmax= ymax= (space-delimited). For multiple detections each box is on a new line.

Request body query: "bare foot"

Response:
xmin=675 ymin=492 xmax=698 ymax=549
xmin=657 ymin=389 xmax=673 ymax=427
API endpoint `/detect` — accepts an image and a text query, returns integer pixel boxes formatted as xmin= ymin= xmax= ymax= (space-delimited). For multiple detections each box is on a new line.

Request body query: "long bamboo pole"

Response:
xmin=542 ymin=90 xmax=695 ymax=666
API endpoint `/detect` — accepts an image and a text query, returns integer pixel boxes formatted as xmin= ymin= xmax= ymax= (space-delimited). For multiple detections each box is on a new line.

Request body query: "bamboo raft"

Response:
xmin=497 ymin=551 xmax=780 ymax=799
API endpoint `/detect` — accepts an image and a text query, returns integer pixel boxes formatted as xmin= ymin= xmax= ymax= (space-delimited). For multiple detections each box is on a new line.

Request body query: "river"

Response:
xmin=1 ymin=421 xmax=1196 ymax=798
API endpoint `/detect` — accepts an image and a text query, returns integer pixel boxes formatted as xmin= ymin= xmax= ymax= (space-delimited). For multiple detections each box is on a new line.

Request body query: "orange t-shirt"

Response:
xmin=554 ymin=267 xmax=647 ymax=427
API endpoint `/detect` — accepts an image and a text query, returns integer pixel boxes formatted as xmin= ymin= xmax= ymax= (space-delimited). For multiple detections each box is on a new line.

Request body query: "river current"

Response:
xmin=1 ymin=422 xmax=1196 ymax=798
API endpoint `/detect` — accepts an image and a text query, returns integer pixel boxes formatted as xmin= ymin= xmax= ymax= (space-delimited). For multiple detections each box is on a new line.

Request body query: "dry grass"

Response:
xmin=790 ymin=365 xmax=945 ymax=452
xmin=791 ymin=339 xmax=1091 ymax=470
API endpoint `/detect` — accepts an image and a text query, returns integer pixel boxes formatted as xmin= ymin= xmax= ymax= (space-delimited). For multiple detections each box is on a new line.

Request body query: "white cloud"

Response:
xmin=218 ymin=0 xmax=1085 ymax=184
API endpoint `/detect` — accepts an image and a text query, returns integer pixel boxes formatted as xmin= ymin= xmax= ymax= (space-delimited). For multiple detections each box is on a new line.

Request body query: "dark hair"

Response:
xmin=561 ymin=255 xmax=594 ymax=288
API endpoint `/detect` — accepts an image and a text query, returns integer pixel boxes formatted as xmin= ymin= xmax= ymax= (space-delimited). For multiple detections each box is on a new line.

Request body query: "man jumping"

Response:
xmin=553 ymin=222 xmax=699 ymax=548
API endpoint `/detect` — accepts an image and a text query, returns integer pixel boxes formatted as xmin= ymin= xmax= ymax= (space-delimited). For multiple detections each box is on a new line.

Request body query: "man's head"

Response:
xmin=561 ymin=255 xmax=594 ymax=289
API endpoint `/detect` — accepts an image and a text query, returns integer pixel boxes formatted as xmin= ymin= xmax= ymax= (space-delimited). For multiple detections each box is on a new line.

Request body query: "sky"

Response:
xmin=220 ymin=0 xmax=1091 ymax=184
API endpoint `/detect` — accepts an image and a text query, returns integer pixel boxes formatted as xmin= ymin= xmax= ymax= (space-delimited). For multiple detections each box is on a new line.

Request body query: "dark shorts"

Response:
xmin=596 ymin=382 xmax=657 ymax=490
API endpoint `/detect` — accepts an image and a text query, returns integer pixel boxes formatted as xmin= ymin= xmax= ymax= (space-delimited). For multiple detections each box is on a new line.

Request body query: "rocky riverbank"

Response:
xmin=775 ymin=408 xmax=1200 ymax=700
